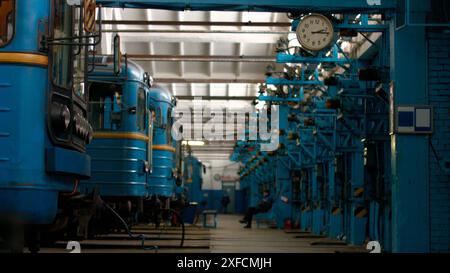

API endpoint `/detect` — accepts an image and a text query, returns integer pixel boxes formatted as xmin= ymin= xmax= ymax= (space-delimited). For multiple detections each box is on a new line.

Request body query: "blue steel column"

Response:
xmin=311 ymin=164 xmax=323 ymax=234
xmin=349 ymin=141 xmax=366 ymax=245
xmin=327 ymin=159 xmax=342 ymax=237
xmin=275 ymin=105 xmax=292 ymax=228
xmin=300 ymin=169 xmax=312 ymax=231
xmin=390 ymin=10 xmax=429 ymax=252
xmin=275 ymin=159 xmax=293 ymax=228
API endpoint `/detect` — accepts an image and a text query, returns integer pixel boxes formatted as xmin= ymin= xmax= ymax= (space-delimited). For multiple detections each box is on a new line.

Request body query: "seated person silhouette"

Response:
xmin=239 ymin=190 xmax=273 ymax=228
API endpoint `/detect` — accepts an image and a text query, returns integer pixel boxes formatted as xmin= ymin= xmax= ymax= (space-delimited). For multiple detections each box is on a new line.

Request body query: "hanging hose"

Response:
xmin=62 ymin=179 xmax=79 ymax=197
xmin=103 ymin=202 xmax=185 ymax=249
xmin=102 ymin=202 xmax=159 ymax=251
xmin=168 ymin=208 xmax=185 ymax=248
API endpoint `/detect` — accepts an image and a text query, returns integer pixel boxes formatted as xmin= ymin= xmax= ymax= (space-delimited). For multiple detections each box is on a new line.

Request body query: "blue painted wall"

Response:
xmin=427 ymin=30 xmax=450 ymax=253
xmin=201 ymin=189 xmax=247 ymax=213
xmin=202 ymin=190 xmax=223 ymax=211
xmin=235 ymin=189 xmax=247 ymax=214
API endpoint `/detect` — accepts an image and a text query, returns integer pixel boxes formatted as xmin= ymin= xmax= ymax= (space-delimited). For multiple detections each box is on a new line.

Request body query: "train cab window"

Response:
xmin=137 ymin=88 xmax=146 ymax=131
xmin=154 ymin=107 xmax=162 ymax=128
xmin=52 ymin=0 xmax=73 ymax=89
xmin=166 ymin=107 xmax=173 ymax=145
xmin=0 ymin=0 xmax=14 ymax=46
xmin=88 ymin=83 xmax=123 ymax=130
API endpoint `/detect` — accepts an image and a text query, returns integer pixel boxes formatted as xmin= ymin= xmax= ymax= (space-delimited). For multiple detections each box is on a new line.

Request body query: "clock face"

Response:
xmin=214 ymin=174 xmax=222 ymax=181
xmin=296 ymin=14 xmax=334 ymax=52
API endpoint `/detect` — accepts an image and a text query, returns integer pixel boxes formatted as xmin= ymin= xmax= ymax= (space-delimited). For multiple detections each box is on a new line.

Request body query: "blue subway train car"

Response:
xmin=76 ymin=57 xmax=153 ymax=234
xmin=183 ymin=154 xmax=204 ymax=204
xmin=0 ymin=0 xmax=95 ymax=251
xmin=147 ymin=85 xmax=177 ymax=198
xmin=77 ymin=56 xmax=181 ymax=235
xmin=80 ymin=58 xmax=152 ymax=198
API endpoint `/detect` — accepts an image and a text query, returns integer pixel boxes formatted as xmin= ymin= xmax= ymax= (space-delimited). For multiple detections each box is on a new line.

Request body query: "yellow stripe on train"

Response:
xmin=0 ymin=52 xmax=48 ymax=66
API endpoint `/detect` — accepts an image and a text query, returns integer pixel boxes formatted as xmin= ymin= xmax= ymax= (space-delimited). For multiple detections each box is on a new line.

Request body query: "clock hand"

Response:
xmin=311 ymin=30 xmax=330 ymax=34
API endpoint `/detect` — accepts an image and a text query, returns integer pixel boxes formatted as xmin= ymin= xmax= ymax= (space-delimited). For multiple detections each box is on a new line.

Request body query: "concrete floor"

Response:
xmin=36 ymin=214 xmax=366 ymax=253
xmin=210 ymin=214 xmax=365 ymax=253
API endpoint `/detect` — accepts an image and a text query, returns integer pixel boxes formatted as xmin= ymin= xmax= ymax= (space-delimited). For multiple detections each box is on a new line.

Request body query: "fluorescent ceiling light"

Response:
xmin=182 ymin=140 xmax=206 ymax=146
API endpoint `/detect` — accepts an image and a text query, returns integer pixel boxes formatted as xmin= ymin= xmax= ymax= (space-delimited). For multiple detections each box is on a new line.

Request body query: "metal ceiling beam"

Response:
xmin=102 ymin=30 xmax=290 ymax=34
xmin=191 ymin=148 xmax=235 ymax=152
xmin=100 ymin=20 xmax=292 ymax=27
xmin=193 ymin=152 xmax=231 ymax=156
xmin=191 ymin=151 xmax=232 ymax=154
xmin=192 ymin=154 xmax=232 ymax=158
xmin=176 ymin=95 xmax=257 ymax=101
xmin=118 ymin=32 xmax=284 ymax=43
xmin=127 ymin=54 xmax=275 ymax=62
xmin=192 ymin=151 xmax=236 ymax=154
xmin=96 ymin=0 xmax=396 ymax=13
xmin=155 ymin=78 xmax=263 ymax=84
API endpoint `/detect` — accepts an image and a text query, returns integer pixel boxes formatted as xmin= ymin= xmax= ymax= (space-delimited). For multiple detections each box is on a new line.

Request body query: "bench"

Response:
xmin=201 ymin=210 xmax=218 ymax=228
xmin=255 ymin=208 xmax=276 ymax=228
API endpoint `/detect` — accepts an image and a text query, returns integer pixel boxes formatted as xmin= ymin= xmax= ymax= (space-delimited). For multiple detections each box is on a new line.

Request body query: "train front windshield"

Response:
xmin=52 ymin=0 xmax=73 ymax=89
xmin=0 ymin=0 xmax=14 ymax=46
xmin=89 ymin=83 xmax=124 ymax=131
xmin=52 ymin=0 xmax=86 ymax=98
xmin=137 ymin=88 xmax=146 ymax=131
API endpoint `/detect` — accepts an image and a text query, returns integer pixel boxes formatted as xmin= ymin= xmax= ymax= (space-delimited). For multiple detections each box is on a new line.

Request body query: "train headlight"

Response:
xmin=51 ymin=103 xmax=71 ymax=131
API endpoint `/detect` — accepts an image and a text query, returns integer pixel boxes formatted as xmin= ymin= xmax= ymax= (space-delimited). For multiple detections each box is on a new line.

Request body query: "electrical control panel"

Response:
xmin=393 ymin=105 xmax=433 ymax=134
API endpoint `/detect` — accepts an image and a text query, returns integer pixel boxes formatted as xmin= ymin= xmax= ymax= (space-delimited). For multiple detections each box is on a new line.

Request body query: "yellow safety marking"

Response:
xmin=355 ymin=207 xmax=369 ymax=218
xmin=354 ymin=187 xmax=364 ymax=197
xmin=332 ymin=207 xmax=342 ymax=215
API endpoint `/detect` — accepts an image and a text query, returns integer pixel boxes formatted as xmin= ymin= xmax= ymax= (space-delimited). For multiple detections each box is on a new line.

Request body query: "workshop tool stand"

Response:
xmin=202 ymin=210 xmax=218 ymax=228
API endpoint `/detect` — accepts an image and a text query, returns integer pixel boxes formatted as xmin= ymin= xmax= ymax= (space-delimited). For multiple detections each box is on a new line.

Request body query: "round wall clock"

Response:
xmin=214 ymin=173 xmax=222 ymax=181
xmin=296 ymin=14 xmax=335 ymax=52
